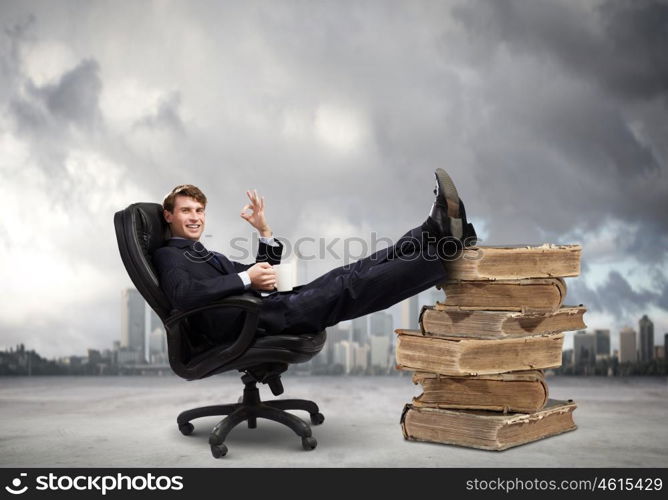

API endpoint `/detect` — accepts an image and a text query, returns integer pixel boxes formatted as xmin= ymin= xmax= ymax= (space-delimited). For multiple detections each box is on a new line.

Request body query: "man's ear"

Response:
xmin=163 ymin=209 xmax=173 ymax=223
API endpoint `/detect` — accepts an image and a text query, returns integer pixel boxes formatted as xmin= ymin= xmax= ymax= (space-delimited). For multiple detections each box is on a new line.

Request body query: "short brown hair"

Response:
xmin=163 ymin=184 xmax=207 ymax=212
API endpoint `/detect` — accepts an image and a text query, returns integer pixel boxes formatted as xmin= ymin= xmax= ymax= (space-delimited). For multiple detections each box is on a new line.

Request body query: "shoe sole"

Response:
xmin=435 ymin=168 xmax=463 ymax=239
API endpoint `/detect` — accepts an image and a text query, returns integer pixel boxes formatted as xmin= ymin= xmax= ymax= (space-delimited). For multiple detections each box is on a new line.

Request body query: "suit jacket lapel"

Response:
xmin=166 ymin=238 xmax=228 ymax=274
xmin=213 ymin=252 xmax=235 ymax=274
xmin=205 ymin=252 xmax=225 ymax=273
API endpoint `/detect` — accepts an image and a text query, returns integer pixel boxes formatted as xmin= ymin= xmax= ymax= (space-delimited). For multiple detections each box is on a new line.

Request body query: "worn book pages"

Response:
xmin=401 ymin=399 xmax=577 ymax=451
xmin=437 ymin=278 xmax=567 ymax=312
xmin=443 ymin=244 xmax=581 ymax=281
xmin=395 ymin=330 xmax=564 ymax=376
xmin=411 ymin=370 xmax=549 ymax=413
xmin=420 ymin=305 xmax=586 ymax=339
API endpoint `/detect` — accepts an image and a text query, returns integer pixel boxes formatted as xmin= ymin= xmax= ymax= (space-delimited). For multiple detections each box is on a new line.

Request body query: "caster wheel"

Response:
xmin=178 ymin=422 xmax=194 ymax=435
xmin=302 ymin=436 xmax=317 ymax=451
xmin=211 ymin=443 xmax=228 ymax=458
xmin=310 ymin=412 xmax=325 ymax=425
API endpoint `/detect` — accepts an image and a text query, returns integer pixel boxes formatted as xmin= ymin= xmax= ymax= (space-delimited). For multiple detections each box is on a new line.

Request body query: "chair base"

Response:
xmin=176 ymin=372 xmax=324 ymax=458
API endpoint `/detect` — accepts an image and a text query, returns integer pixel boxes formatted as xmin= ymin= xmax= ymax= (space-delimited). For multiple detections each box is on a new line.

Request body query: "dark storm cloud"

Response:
xmin=445 ymin=0 xmax=667 ymax=260
xmin=43 ymin=58 xmax=102 ymax=126
xmin=10 ymin=58 xmax=102 ymax=133
xmin=657 ymin=278 xmax=668 ymax=310
xmin=618 ymin=223 xmax=668 ymax=266
xmin=452 ymin=0 xmax=668 ymax=101
xmin=1 ymin=14 xmax=102 ymax=133
xmin=134 ymin=91 xmax=184 ymax=132
xmin=1 ymin=14 xmax=33 ymax=75
xmin=598 ymin=0 xmax=668 ymax=100
xmin=4 ymin=53 xmax=106 ymax=212
xmin=1 ymin=15 xmax=33 ymax=117
xmin=568 ymin=270 xmax=662 ymax=319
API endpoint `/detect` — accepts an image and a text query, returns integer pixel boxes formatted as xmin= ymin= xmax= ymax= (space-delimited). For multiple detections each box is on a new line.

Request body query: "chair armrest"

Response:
xmin=164 ymin=293 xmax=263 ymax=378
xmin=163 ymin=294 xmax=262 ymax=328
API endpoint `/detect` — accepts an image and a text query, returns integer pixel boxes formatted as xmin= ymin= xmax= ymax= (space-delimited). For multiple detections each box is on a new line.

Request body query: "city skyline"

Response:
xmin=3 ymin=261 xmax=666 ymax=359
xmin=2 ymin=285 xmax=666 ymax=377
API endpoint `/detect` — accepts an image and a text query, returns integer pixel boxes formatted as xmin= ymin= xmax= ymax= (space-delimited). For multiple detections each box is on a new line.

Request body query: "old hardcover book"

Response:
xmin=437 ymin=278 xmax=567 ymax=312
xmin=395 ymin=330 xmax=564 ymax=376
xmin=411 ymin=370 xmax=549 ymax=413
xmin=443 ymin=244 xmax=581 ymax=281
xmin=419 ymin=305 xmax=586 ymax=339
xmin=401 ymin=399 xmax=577 ymax=451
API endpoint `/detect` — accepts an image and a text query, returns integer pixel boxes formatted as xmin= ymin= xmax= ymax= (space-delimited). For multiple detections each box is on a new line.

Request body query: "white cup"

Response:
xmin=274 ymin=262 xmax=297 ymax=292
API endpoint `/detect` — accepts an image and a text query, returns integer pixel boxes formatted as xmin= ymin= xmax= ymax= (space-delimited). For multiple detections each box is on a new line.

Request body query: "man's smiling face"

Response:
xmin=164 ymin=195 xmax=205 ymax=241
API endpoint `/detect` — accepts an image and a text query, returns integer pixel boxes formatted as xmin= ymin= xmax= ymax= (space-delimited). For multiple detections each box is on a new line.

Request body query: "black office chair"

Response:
xmin=113 ymin=202 xmax=326 ymax=458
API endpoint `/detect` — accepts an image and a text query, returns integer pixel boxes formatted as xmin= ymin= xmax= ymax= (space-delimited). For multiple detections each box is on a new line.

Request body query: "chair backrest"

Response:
xmin=115 ymin=202 xmax=226 ymax=378
xmin=113 ymin=203 xmax=173 ymax=321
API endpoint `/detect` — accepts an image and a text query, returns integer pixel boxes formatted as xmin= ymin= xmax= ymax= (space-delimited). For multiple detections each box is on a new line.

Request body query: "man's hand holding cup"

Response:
xmin=248 ymin=262 xmax=276 ymax=291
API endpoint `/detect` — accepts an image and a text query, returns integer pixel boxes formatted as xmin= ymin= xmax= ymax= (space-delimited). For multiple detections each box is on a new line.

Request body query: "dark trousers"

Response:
xmin=257 ymin=225 xmax=448 ymax=335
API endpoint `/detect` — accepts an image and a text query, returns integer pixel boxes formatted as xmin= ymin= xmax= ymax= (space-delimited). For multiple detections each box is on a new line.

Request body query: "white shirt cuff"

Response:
xmin=238 ymin=271 xmax=251 ymax=289
xmin=259 ymin=236 xmax=279 ymax=247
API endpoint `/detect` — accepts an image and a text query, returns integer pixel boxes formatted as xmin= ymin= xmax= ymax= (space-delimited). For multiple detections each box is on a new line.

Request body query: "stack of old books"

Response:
xmin=395 ymin=244 xmax=585 ymax=451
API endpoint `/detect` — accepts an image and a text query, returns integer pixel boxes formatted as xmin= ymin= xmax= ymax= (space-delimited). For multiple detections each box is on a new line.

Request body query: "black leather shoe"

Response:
xmin=458 ymin=198 xmax=478 ymax=247
xmin=427 ymin=168 xmax=477 ymax=246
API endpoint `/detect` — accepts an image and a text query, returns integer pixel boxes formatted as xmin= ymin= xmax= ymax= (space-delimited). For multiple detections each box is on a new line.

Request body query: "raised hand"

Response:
xmin=240 ymin=189 xmax=272 ymax=237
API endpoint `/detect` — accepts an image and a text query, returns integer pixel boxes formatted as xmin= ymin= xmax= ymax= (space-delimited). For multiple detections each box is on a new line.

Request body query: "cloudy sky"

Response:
xmin=1 ymin=0 xmax=666 ymax=358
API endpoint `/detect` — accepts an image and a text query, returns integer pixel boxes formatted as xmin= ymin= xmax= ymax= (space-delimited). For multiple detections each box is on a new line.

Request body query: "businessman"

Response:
xmin=153 ymin=171 xmax=477 ymax=343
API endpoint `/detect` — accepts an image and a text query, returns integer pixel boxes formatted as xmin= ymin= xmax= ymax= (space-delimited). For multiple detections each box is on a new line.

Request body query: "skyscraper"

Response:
xmin=121 ymin=288 xmax=146 ymax=362
xmin=561 ymin=349 xmax=573 ymax=368
xmin=323 ymin=325 xmax=349 ymax=365
xmin=369 ymin=311 xmax=393 ymax=336
xmin=638 ymin=315 xmax=654 ymax=362
xmin=400 ymin=295 xmax=419 ymax=330
xmin=370 ymin=334 xmax=392 ymax=372
xmin=148 ymin=326 xmax=167 ymax=364
xmin=352 ymin=316 xmax=369 ymax=345
xmin=619 ymin=327 xmax=637 ymax=364
xmin=149 ymin=308 xmax=162 ymax=333
xmin=333 ymin=341 xmax=355 ymax=374
xmin=594 ymin=329 xmax=611 ymax=359
xmin=573 ymin=330 xmax=596 ymax=372
xmin=354 ymin=343 xmax=370 ymax=373
xmin=369 ymin=311 xmax=394 ymax=365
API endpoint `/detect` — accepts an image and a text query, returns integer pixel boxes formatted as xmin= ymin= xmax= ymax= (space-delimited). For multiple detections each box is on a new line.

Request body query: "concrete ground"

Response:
xmin=1 ymin=375 xmax=666 ymax=467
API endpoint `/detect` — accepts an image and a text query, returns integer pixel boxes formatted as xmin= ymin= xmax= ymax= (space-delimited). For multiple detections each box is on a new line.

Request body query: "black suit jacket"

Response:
xmin=152 ymin=237 xmax=283 ymax=343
